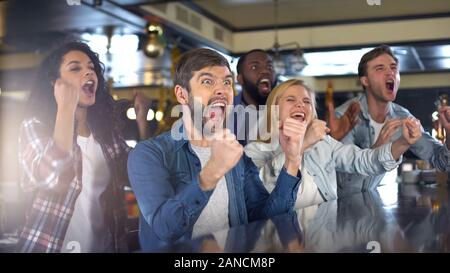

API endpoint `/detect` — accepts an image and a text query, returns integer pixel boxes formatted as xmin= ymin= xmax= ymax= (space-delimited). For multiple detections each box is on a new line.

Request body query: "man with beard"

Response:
xmin=127 ymin=48 xmax=303 ymax=252
xmin=334 ymin=45 xmax=450 ymax=193
xmin=234 ymin=49 xmax=277 ymax=145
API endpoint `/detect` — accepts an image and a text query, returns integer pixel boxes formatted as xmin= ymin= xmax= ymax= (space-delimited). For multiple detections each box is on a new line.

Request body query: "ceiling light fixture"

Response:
xmin=270 ymin=0 xmax=307 ymax=76
xmin=143 ymin=23 xmax=166 ymax=58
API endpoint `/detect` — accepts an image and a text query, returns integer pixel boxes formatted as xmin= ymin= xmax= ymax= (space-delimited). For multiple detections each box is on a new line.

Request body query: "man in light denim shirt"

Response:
xmin=127 ymin=48 xmax=302 ymax=252
xmin=334 ymin=45 xmax=450 ymax=193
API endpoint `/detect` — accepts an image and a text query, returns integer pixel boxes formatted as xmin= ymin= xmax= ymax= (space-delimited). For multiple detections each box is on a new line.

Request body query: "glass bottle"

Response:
xmin=435 ymin=94 xmax=448 ymax=143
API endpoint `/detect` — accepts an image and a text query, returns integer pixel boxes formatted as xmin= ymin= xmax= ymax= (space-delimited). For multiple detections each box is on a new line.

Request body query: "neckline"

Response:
xmin=77 ymin=134 xmax=92 ymax=140
xmin=190 ymin=144 xmax=211 ymax=153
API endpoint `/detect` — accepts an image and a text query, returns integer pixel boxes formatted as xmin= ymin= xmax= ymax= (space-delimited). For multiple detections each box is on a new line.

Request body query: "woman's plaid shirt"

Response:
xmin=16 ymin=118 xmax=131 ymax=253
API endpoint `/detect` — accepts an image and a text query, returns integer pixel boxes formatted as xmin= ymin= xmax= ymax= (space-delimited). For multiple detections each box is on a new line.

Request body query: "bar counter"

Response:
xmin=162 ymin=180 xmax=450 ymax=253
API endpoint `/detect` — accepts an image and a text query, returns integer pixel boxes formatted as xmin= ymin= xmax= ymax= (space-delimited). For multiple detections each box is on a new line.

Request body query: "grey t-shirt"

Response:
xmin=191 ymin=145 xmax=230 ymax=239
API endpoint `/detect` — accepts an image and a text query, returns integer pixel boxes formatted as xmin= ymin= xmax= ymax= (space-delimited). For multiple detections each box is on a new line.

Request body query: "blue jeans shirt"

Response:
xmin=127 ymin=122 xmax=301 ymax=252
xmin=335 ymin=94 xmax=450 ymax=192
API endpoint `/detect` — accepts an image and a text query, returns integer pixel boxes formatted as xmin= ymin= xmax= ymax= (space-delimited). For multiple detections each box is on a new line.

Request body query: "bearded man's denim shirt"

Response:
xmin=127 ymin=121 xmax=301 ymax=252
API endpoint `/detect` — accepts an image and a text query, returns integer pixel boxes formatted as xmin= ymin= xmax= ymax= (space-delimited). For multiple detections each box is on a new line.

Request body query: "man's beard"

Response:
xmin=242 ymin=77 xmax=277 ymax=106
xmin=187 ymin=94 xmax=227 ymax=136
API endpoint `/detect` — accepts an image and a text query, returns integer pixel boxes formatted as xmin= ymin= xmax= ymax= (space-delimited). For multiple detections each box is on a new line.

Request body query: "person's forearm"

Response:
xmin=446 ymin=131 xmax=450 ymax=149
xmin=136 ymin=117 xmax=150 ymax=140
xmin=284 ymin=158 xmax=301 ymax=177
xmin=330 ymin=129 xmax=346 ymax=141
xmin=301 ymin=139 xmax=314 ymax=153
xmin=53 ymin=108 xmax=75 ymax=153
xmin=199 ymin=161 xmax=222 ymax=191
xmin=391 ymin=138 xmax=410 ymax=160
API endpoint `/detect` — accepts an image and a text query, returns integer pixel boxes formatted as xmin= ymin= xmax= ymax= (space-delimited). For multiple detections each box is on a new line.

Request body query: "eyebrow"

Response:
xmin=65 ymin=60 xmax=94 ymax=67
xmin=197 ymin=72 xmax=233 ymax=80
xmin=284 ymin=95 xmax=310 ymax=100
xmin=283 ymin=95 xmax=297 ymax=100
xmin=373 ymin=62 xmax=397 ymax=69
xmin=248 ymin=60 xmax=261 ymax=65
xmin=249 ymin=60 xmax=273 ymax=65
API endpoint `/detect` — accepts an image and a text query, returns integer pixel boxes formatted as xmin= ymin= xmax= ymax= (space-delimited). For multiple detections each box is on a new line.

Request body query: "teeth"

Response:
xmin=386 ymin=80 xmax=394 ymax=90
xmin=260 ymin=79 xmax=270 ymax=84
xmin=211 ymin=102 xmax=225 ymax=107
xmin=85 ymin=80 xmax=94 ymax=85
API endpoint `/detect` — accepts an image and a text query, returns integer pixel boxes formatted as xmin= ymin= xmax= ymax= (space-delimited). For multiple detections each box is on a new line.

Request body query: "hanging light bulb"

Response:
xmin=269 ymin=0 xmax=307 ymax=75
xmin=143 ymin=23 xmax=166 ymax=58
xmin=290 ymin=48 xmax=308 ymax=73
xmin=272 ymin=50 xmax=286 ymax=76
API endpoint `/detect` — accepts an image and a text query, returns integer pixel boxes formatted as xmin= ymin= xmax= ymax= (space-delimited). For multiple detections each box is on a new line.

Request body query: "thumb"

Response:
xmin=402 ymin=122 xmax=410 ymax=138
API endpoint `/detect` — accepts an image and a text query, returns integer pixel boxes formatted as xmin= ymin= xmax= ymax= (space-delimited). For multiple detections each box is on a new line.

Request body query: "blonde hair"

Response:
xmin=261 ymin=79 xmax=317 ymax=143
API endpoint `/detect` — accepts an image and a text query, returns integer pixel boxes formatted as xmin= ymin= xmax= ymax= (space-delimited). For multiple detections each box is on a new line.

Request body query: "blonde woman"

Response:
xmin=244 ymin=79 xmax=422 ymax=209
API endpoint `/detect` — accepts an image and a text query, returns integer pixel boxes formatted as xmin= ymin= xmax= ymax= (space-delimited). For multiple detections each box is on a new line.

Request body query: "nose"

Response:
xmin=213 ymin=81 xmax=231 ymax=96
xmin=84 ymin=68 xmax=94 ymax=77
xmin=385 ymin=66 xmax=395 ymax=76
xmin=213 ymin=87 xmax=225 ymax=96
xmin=295 ymin=100 xmax=305 ymax=108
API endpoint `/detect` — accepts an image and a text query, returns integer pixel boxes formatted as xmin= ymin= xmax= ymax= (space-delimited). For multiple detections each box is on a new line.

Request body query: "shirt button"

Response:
xmin=195 ymin=200 xmax=200 ymax=205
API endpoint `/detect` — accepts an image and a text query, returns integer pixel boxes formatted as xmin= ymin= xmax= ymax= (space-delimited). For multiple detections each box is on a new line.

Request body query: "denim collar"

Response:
xmin=170 ymin=119 xmax=191 ymax=152
xmin=234 ymin=91 xmax=248 ymax=107
xmin=170 ymin=119 xmax=210 ymax=155
xmin=359 ymin=93 xmax=396 ymax=122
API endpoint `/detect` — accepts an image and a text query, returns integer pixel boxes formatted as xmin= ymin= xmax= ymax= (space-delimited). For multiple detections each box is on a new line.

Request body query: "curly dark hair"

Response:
xmin=25 ymin=41 xmax=119 ymax=146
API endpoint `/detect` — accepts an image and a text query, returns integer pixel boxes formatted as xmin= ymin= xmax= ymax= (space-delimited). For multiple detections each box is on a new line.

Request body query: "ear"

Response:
xmin=237 ymin=74 xmax=244 ymax=85
xmin=174 ymin=85 xmax=189 ymax=105
xmin=360 ymin=76 xmax=369 ymax=89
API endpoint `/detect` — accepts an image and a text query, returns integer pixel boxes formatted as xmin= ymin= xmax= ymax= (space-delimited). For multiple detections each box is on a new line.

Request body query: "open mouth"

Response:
xmin=82 ymin=80 xmax=96 ymax=97
xmin=386 ymin=79 xmax=394 ymax=92
xmin=258 ymin=78 xmax=271 ymax=93
xmin=291 ymin=111 xmax=306 ymax=122
xmin=207 ymin=100 xmax=227 ymax=120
